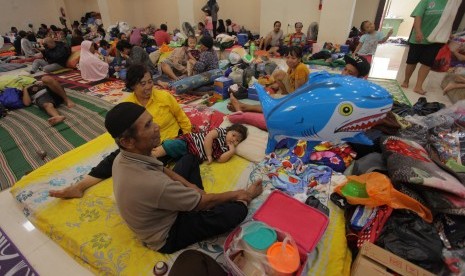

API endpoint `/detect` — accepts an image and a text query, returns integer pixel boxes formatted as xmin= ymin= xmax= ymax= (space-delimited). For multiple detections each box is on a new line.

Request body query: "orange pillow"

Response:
xmin=66 ymin=45 xmax=81 ymax=68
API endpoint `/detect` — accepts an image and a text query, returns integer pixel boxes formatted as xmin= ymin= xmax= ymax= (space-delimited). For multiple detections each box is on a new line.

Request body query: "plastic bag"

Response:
xmin=225 ymin=221 xmax=302 ymax=276
xmin=377 ymin=211 xmax=444 ymax=273
xmin=334 ymin=172 xmax=433 ymax=222
xmin=432 ymin=44 xmax=451 ymax=72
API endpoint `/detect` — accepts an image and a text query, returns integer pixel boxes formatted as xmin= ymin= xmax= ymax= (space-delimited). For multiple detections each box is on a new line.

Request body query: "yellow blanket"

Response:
xmin=11 ymin=133 xmax=351 ymax=275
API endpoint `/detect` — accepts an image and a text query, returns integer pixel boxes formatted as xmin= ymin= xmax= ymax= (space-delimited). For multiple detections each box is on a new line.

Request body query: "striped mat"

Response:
xmin=0 ymin=89 xmax=114 ymax=190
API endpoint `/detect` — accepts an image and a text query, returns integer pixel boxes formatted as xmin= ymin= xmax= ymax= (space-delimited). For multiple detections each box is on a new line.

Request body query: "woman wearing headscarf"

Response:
xmin=201 ymin=0 xmax=219 ymax=38
xmin=79 ymin=40 xmax=109 ymax=81
xmin=129 ymin=28 xmax=142 ymax=46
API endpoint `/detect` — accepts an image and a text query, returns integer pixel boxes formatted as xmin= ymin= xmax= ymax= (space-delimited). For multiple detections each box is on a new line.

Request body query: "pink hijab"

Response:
xmin=129 ymin=28 xmax=142 ymax=46
xmin=79 ymin=40 xmax=109 ymax=82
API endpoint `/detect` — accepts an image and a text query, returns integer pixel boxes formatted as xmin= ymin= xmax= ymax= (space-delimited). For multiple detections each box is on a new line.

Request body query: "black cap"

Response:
xmin=105 ymin=102 xmax=146 ymax=138
xmin=344 ymin=55 xmax=371 ymax=77
xmin=200 ymin=35 xmax=213 ymax=49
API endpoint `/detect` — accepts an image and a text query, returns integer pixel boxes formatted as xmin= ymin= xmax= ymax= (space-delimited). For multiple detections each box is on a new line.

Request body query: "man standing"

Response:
xmin=105 ymin=102 xmax=262 ymax=253
xmin=30 ymin=37 xmax=70 ymax=74
xmin=401 ymin=0 xmax=459 ymax=95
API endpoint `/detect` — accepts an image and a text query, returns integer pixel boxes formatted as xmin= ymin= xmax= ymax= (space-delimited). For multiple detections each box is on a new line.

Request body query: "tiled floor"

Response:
xmin=0 ymin=43 xmax=452 ymax=275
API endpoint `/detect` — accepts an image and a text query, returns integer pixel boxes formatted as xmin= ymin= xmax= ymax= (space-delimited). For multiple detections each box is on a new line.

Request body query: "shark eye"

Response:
xmin=339 ymin=103 xmax=353 ymax=116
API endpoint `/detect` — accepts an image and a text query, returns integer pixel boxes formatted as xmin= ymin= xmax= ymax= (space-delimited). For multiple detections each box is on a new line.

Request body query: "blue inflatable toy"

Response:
xmin=256 ymin=71 xmax=393 ymax=153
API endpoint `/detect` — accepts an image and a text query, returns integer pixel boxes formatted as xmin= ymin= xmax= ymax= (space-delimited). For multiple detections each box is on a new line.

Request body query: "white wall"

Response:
xmin=352 ymin=0 xmax=380 ymax=30
xmin=64 ymin=0 xmax=100 ymax=23
xmin=0 ymin=0 xmax=62 ymax=35
xmin=386 ymin=0 xmax=420 ymax=37
xmin=318 ymin=0 xmax=356 ymax=44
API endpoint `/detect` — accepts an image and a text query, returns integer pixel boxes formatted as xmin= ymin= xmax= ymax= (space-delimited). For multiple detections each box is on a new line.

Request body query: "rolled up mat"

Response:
xmin=172 ymin=69 xmax=223 ymax=94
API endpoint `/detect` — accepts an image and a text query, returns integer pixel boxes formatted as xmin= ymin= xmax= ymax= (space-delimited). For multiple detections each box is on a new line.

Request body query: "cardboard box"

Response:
xmin=352 ymin=242 xmax=435 ymax=276
xmin=214 ymin=77 xmax=233 ymax=100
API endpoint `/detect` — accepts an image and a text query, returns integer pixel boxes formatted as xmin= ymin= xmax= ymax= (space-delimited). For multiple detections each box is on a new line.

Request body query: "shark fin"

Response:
xmin=342 ymin=133 xmax=374 ymax=145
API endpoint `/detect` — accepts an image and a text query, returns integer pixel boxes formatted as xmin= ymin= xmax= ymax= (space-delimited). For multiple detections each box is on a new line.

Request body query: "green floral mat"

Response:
xmin=369 ymin=78 xmax=411 ymax=107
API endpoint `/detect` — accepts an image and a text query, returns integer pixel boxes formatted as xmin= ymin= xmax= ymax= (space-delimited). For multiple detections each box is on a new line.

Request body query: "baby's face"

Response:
xmin=226 ymin=130 xmax=242 ymax=146
xmin=188 ymin=38 xmax=197 ymax=49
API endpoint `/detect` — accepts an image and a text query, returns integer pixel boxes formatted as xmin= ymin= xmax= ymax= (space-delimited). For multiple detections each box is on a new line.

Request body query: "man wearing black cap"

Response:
xmin=342 ymin=55 xmax=371 ymax=78
xmin=105 ymin=102 xmax=263 ymax=253
xmin=189 ymin=35 xmax=219 ymax=75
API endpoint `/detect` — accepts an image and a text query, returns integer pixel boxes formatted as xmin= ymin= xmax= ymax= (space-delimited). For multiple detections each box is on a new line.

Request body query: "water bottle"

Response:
xmin=250 ymin=41 xmax=256 ymax=57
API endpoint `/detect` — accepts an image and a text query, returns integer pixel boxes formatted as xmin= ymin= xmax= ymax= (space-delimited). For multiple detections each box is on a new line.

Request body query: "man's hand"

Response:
xmin=206 ymin=155 xmax=213 ymax=164
xmin=235 ymin=179 xmax=263 ymax=204
xmin=415 ymin=31 xmax=424 ymax=43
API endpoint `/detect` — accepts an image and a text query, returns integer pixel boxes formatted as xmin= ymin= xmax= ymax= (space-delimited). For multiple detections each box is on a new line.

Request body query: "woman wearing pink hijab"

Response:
xmin=79 ymin=40 xmax=109 ymax=82
xmin=129 ymin=28 xmax=142 ymax=46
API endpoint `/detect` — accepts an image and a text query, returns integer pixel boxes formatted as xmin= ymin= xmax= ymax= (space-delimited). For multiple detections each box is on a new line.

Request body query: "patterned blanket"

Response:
xmin=11 ymin=133 xmax=351 ymax=275
xmin=0 ymin=90 xmax=113 ymax=190
xmin=0 ymin=63 xmax=27 ymax=72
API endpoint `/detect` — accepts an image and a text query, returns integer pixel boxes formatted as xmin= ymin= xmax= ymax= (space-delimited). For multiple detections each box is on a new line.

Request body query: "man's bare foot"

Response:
xmin=66 ymin=100 xmax=75 ymax=108
xmin=48 ymin=115 xmax=65 ymax=126
xmin=413 ymin=88 xmax=427 ymax=95
xmin=443 ymin=82 xmax=460 ymax=94
xmin=401 ymin=82 xmax=409 ymax=89
xmin=229 ymin=93 xmax=243 ymax=112
xmin=49 ymin=185 xmax=84 ymax=199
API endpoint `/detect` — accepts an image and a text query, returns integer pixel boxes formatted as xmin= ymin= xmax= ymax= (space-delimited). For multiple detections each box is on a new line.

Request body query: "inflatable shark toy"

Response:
xmin=256 ymin=71 xmax=393 ymax=153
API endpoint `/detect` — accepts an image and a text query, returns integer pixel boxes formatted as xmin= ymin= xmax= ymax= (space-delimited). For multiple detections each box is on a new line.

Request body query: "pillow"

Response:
xmin=220 ymin=117 xmax=268 ymax=163
xmin=66 ymin=45 xmax=81 ymax=68
xmin=182 ymin=104 xmax=225 ymax=133
xmin=228 ymin=111 xmax=267 ymax=130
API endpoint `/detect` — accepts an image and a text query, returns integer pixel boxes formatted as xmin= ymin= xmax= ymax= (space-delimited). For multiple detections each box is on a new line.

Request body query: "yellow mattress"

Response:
xmin=11 ymin=133 xmax=351 ymax=275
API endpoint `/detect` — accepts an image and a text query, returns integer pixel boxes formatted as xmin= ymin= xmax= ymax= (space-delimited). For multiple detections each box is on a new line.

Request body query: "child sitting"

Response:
xmin=186 ymin=36 xmax=200 ymax=76
xmin=98 ymin=40 xmax=110 ymax=57
xmin=153 ymin=124 xmax=248 ymax=164
xmin=353 ymin=20 xmax=392 ymax=63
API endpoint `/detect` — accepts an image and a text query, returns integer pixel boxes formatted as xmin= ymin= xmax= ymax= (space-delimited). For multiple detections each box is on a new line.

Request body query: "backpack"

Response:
xmin=0 ymin=88 xmax=24 ymax=109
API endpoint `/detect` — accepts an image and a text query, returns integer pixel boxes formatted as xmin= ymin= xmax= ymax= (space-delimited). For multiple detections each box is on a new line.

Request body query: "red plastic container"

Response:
xmin=224 ymin=190 xmax=329 ymax=275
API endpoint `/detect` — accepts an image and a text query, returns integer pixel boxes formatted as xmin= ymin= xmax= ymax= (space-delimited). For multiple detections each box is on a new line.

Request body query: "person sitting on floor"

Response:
xmin=189 ymin=36 xmax=218 ymax=75
xmin=105 ymin=102 xmax=263 ymax=253
xmin=154 ymin=24 xmax=171 ymax=47
xmin=443 ymin=48 xmax=465 ymax=94
xmin=79 ymin=40 xmax=109 ymax=82
xmin=19 ymin=30 xmax=42 ymax=58
xmin=197 ymin=22 xmax=210 ymax=39
xmin=159 ymin=38 xmax=191 ymax=81
xmin=271 ymin=46 xmax=309 ymax=94
xmin=259 ymin=21 xmax=284 ymax=56
xmin=49 ymin=64 xmax=192 ymax=199
xmin=228 ymin=54 xmax=370 ymax=113
xmin=21 ymin=76 xmax=75 ymax=126
xmin=289 ymin=22 xmax=307 ymax=48
xmin=115 ymin=40 xmax=157 ymax=77
xmin=153 ymin=123 xmax=248 ymax=164
xmin=71 ymin=29 xmax=84 ymax=47
xmin=30 ymin=37 xmax=70 ymax=74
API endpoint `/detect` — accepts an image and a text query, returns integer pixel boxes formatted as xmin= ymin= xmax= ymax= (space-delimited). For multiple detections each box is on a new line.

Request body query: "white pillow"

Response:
xmin=220 ymin=117 xmax=268 ymax=163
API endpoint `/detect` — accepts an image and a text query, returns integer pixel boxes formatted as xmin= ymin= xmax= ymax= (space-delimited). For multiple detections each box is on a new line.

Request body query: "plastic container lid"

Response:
xmin=267 ymin=242 xmax=300 ymax=274
xmin=243 ymin=222 xmax=277 ymax=251
xmin=341 ymin=180 xmax=369 ymax=198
